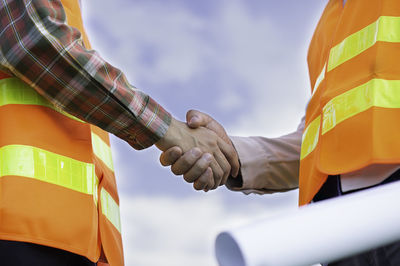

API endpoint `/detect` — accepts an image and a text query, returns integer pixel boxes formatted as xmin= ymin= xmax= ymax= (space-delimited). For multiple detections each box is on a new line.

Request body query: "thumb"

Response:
xmin=187 ymin=109 xmax=232 ymax=145
xmin=186 ymin=109 xmax=211 ymax=129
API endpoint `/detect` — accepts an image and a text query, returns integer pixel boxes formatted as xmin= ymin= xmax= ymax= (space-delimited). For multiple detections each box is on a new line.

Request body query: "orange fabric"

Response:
xmin=324 ymin=42 xmax=400 ymax=101
xmin=300 ymin=0 xmax=400 ymax=205
xmin=94 ymin=155 xmax=118 ymax=198
xmin=0 ymin=90 xmax=101 ymax=261
xmin=61 ymin=0 xmax=92 ymax=49
xmin=0 ymin=0 xmax=124 ymax=265
xmin=307 ymin=0 xmax=341 ymax=92
xmin=300 ymin=0 xmax=342 ymax=205
xmin=0 ymin=176 xmax=99 ymax=260
xmin=299 ymin=151 xmax=328 ymax=206
xmin=99 ymin=201 xmax=124 ymax=266
xmin=0 ymin=103 xmax=92 ymax=162
xmin=60 ymin=1 xmax=124 ymax=264
xmin=91 ymin=125 xmax=112 ymax=146
xmin=319 ymin=108 xmax=400 ymax=173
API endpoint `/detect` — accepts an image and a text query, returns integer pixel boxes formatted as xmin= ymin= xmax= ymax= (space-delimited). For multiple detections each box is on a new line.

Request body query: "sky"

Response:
xmin=81 ymin=1 xmax=328 ymax=265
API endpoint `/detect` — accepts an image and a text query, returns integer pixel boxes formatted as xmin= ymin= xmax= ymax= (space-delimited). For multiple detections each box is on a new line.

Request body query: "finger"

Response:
xmin=186 ymin=110 xmax=211 ymax=128
xmin=170 ymin=148 xmax=203 ymax=176
xmin=217 ymin=138 xmax=240 ymax=177
xmin=160 ymin=146 xmax=183 ymax=166
xmin=209 ymin=158 xmax=224 ymax=190
xmin=193 ymin=167 xmax=213 ymax=191
xmin=213 ymin=149 xmax=231 ymax=188
xmin=183 ymin=153 xmax=213 ymax=183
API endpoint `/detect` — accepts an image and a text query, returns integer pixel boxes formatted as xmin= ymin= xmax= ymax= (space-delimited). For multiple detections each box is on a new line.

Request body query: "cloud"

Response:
xmin=119 ymin=192 xmax=298 ymax=266
xmin=81 ymin=1 xmax=326 ymax=265
xmin=82 ymin=0 xmax=313 ymax=133
xmin=82 ymin=1 xmax=209 ymax=84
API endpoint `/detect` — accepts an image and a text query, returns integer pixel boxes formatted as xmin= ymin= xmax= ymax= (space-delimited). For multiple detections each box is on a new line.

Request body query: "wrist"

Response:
xmin=155 ymin=117 xmax=185 ymax=151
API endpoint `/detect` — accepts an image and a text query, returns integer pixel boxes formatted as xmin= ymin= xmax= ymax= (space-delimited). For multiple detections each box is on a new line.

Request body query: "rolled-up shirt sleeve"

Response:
xmin=226 ymin=117 xmax=305 ymax=194
xmin=0 ymin=0 xmax=171 ymax=149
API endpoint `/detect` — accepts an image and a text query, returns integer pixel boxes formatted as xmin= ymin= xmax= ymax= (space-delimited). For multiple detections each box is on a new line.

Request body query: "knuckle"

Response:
xmin=221 ymin=175 xmax=228 ymax=186
xmin=213 ymin=175 xmax=222 ymax=188
xmin=195 ymin=161 xmax=209 ymax=173
xmin=216 ymin=168 xmax=223 ymax=180
xmin=180 ymin=160 xmax=191 ymax=169
xmin=225 ymin=164 xmax=231 ymax=175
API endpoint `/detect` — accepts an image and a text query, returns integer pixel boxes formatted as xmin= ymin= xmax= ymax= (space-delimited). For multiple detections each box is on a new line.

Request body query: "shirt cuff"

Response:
xmin=117 ymin=97 xmax=172 ymax=150
xmin=226 ymin=136 xmax=298 ymax=194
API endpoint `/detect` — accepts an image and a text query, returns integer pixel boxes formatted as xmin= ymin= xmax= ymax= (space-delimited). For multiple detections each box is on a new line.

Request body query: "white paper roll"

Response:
xmin=215 ymin=181 xmax=400 ymax=266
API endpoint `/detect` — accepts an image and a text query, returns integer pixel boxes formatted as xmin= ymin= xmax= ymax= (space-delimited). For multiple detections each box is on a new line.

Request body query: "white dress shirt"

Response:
xmin=226 ymin=0 xmax=400 ymax=196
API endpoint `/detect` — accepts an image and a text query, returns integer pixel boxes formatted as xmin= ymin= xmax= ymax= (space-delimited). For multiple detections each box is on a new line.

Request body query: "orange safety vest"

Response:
xmin=300 ymin=0 xmax=400 ymax=205
xmin=0 ymin=0 xmax=124 ymax=265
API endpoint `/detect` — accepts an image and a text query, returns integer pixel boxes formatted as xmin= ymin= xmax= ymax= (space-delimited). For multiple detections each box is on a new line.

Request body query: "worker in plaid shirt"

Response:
xmin=0 ymin=0 xmax=239 ymax=264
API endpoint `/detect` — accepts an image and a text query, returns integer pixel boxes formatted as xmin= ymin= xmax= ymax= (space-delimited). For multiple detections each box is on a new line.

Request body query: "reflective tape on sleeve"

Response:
xmin=101 ymin=188 xmax=121 ymax=233
xmin=91 ymin=132 xmax=114 ymax=172
xmin=300 ymin=116 xmax=321 ymax=160
xmin=0 ymin=77 xmax=84 ymax=123
xmin=0 ymin=144 xmax=97 ymax=197
xmin=328 ymin=16 xmax=400 ymax=71
xmin=322 ymin=79 xmax=400 ymax=134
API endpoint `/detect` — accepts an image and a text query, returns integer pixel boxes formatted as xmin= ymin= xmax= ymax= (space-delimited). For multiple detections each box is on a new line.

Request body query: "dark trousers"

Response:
xmin=0 ymin=240 xmax=97 ymax=266
xmin=313 ymin=170 xmax=400 ymax=266
xmin=328 ymin=242 xmax=400 ymax=266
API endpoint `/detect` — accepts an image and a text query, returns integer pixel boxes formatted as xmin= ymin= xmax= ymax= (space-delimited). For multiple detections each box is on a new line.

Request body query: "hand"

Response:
xmin=159 ymin=111 xmax=239 ymax=190
xmin=156 ymin=117 xmax=236 ymax=190
xmin=186 ymin=110 xmax=235 ymax=151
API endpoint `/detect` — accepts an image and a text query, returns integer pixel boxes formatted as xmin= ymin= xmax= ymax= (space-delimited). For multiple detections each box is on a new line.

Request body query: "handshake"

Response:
xmin=155 ymin=110 xmax=240 ymax=191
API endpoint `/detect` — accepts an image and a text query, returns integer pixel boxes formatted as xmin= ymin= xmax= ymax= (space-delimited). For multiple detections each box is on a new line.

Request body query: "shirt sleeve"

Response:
xmin=226 ymin=116 xmax=305 ymax=194
xmin=0 ymin=0 xmax=171 ymax=150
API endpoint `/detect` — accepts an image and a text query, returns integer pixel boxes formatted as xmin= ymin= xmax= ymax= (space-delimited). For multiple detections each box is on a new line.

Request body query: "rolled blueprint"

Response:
xmin=215 ymin=181 xmax=400 ymax=266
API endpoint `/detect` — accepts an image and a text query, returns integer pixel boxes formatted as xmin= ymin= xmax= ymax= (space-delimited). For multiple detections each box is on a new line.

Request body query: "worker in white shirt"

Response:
xmin=160 ymin=0 xmax=400 ymax=265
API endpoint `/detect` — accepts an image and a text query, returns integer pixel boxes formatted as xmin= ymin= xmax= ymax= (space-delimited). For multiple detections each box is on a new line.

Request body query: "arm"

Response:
xmin=0 ymin=0 xmax=167 ymax=149
xmin=226 ymin=119 xmax=303 ymax=193
xmin=0 ymin=0 xmax=236 ymax=187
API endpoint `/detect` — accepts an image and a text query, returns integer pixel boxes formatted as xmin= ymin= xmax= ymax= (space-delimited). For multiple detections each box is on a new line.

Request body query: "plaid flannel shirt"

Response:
xmin=0 ymin=0 xmax=171 ymax=149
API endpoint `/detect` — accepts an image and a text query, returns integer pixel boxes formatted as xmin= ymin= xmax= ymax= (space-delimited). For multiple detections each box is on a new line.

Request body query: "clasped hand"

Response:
xmin=155 ymin=111 xmax=239 ymax=191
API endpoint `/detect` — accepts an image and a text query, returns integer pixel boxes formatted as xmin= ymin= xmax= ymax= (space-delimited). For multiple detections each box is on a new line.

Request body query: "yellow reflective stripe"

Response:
xmin=101 ymin=188 xmax=121 ymax=233
xmin=0 ymin=78 xmax=84 ymax=123
xmin=0 ymin=144 xmax=97 ymax=196
xmin=300 ymin=116 xmax=321 ymax=160
xmin=322 ymin=79 xmax=400 ymax=134
xmin=328 ymin=16 xmax=400 ymax=71
xmin=1 ymin=78 xmax=114 ymax=173
xmin=312 ymin=63 xmax=326 ymax=96
xmin=91 ymin=132 xmax=114 ymax=171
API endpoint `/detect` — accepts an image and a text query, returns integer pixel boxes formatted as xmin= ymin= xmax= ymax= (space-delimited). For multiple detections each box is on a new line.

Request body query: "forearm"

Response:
xmin=0 ymin=0 xmax=171 ymax=149
xmin=226 ymin=118 xmax=305 ymax=193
